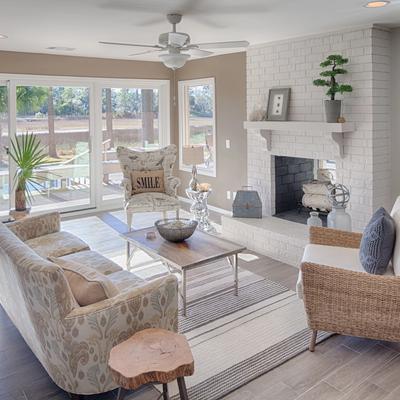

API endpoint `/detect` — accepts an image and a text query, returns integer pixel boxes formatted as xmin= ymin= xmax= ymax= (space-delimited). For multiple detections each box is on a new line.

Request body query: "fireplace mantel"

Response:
xmin=244 ymin=120 xmax=355 ymax=158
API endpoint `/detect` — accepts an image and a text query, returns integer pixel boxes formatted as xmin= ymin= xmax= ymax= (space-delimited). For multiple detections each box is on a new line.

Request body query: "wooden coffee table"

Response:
xmin=122 ymin=228 xmax=246 ymax=316
xmin=109 ymin=328 xmax=194 ymax=400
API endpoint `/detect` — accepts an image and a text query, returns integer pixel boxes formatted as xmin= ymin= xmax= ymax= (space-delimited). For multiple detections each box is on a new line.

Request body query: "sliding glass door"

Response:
xmin=0 ymin=76 xmax=170 ymax=217
xmin=101 ymin=86 xmax=161 ymax=201
xmin=0 ymin=84 xmax=9 ymax=214
xmin=14 ymin=83 xmax=93 ymax=212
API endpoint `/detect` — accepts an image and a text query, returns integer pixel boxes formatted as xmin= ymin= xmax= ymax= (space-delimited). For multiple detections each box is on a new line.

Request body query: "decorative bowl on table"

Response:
xmin=154 ymin=218 xmax=198 ymax=242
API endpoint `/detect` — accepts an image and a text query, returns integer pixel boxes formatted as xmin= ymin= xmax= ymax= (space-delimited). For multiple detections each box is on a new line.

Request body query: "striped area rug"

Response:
xmin=149 ymin=261 xmax=329 ymax=400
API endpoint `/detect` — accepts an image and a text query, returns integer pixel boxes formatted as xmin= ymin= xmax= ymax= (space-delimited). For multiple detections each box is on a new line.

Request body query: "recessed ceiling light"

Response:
xmin=0 ymin=34 xmax=8 ymax=39
xmin=364 ymin=1 xmax=390 ymax=7
xmin=46 ymin=46 xmax=75 ymax=51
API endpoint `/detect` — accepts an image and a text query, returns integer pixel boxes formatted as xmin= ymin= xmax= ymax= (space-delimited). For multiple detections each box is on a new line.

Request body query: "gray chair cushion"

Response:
xmin=359 ymin=207 xmax=396 ymax=274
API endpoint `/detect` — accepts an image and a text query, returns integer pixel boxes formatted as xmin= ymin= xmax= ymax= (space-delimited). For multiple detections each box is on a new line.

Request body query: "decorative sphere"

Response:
xmin=328 ymin=184 xmax=350 ymax=208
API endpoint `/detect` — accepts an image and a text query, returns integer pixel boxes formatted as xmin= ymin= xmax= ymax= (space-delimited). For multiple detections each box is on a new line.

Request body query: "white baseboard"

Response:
xmin=178 ymin=196 xmax=232 ymax=217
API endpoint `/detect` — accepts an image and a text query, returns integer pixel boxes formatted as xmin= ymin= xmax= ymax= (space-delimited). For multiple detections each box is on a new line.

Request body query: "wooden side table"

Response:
xmin=108 ymin=328 xmax=194 ymax=400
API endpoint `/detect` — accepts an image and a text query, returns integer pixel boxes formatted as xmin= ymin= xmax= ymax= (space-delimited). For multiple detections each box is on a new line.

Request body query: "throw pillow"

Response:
xmin=359 ymin=207 xmax=396 ymax=275
xmin=49 ymin=256 xmax=119 ymax=306
xmin=131 ymin=169 xmax=165 ymax=194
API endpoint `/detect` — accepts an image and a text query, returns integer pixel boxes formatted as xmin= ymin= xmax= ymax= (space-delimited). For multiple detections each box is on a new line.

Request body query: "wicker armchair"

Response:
xmin=300 ymin=226 xmax=400 ymax=352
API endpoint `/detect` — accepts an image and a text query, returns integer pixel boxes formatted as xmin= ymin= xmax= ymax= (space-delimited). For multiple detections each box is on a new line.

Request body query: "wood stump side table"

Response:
xmin=108 ymin=328 xmax=194 ymax=400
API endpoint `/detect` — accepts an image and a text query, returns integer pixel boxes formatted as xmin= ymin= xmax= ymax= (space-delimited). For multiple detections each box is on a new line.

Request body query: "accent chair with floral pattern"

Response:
xmin=116 ymin=144 xmax=181 ymax=231
xmin=0 ymin=212 xmax=178 ymax=397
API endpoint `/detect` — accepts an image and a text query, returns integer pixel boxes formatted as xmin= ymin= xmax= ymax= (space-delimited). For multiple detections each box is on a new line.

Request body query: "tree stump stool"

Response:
xmin=108 ymin=328 xmax=194 ymax=400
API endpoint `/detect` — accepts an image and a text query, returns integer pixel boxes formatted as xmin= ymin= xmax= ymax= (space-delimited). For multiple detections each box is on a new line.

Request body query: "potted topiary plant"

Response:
xmin=313 ymin=54 xmax=353 ymax=123
xmin=7 ymin=132 xmax=50 ymax=218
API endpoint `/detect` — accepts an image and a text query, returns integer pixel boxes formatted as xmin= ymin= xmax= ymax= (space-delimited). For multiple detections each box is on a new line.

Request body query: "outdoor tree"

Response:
xmin=313 ymin=55 xmax=353 ymax=100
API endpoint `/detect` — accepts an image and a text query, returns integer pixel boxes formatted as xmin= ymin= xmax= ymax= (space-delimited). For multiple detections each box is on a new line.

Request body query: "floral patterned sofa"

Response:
xmin=0 ymin=212 xmax=178 ymax=397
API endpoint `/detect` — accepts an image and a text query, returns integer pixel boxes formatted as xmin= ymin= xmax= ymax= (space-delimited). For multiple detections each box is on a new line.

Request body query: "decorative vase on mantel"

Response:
xmin=324 ymin=100 xmax=342 ymax=123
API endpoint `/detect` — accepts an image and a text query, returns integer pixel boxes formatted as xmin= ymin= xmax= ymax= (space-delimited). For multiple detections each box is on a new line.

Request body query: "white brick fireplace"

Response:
xmin=222 ymin=26 xmax=392 ymax=266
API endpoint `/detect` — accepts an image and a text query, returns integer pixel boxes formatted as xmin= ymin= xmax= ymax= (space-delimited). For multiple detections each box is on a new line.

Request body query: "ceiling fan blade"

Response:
xmin=194 ymin=40 xmax=250 ymax=49
xmin=99 ymin=41 xmax=162 ymax=49
xmin=184 ymin=48 xmax=213 ymax=57
xmin=129 ymin=49 xmax=164 ymax=56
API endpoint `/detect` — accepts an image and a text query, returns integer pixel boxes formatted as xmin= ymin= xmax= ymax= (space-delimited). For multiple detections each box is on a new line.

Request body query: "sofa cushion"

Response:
xmin=26 ymin=231 xmax=90 ymax=258
xmin=359 ymin=207 xmax=396 ymax=275
xmin=49 ymin=257 xmax=119 ymax=306
xmin=297 ymin=244 xmax=394 ymax=299
xmin=390 ymin=196 xmax=400 ymax=276
xmin=58 ymin=250 xmax=122 ymax=275
xmin=107 ymin=270 xmax=146 ymax=292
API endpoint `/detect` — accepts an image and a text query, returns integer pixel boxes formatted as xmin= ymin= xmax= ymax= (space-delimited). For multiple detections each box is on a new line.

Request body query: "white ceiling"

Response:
xmin=1 ymin=0 xmax=400 ymax=62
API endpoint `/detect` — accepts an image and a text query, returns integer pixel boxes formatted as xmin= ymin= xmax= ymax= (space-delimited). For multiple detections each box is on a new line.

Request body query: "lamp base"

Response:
xmin=188 ymin=165 xmax=199 ymax=191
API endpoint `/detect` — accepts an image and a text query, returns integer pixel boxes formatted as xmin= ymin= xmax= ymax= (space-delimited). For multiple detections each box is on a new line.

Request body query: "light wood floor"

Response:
xmin=1 ymin=210 xmax=400 ymax=400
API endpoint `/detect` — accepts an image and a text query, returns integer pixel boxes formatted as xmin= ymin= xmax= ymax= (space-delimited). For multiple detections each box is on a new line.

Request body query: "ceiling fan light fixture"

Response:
xmin=159 ymin=52 xmax=190 ymax=69
xmin=0 ymin=34 xmax=8 ymax=39
xmin=364 ymin=1 xmax=390 ymax=7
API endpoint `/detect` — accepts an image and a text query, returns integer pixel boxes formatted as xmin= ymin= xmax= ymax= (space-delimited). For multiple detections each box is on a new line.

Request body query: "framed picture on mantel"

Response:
xmin=266 ymin=88 xmax=291 ymax=121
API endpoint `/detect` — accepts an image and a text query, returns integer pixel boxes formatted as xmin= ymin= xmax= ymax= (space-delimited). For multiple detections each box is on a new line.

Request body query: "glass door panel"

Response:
xmin=15 ymin=85 xmax=92 ymax=212
xmin=0 ymin=85 xmax=9 ymax=215
xmin=101 ymin=87 xmax=159 ymax=201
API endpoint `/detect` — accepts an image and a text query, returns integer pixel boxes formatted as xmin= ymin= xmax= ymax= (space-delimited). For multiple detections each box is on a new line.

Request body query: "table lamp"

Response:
xmin=182 ymin=145 xmax=204 ymax=191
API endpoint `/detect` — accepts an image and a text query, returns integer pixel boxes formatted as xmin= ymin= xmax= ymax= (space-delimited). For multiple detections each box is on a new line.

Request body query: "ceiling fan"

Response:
xmin=99 ymin=13 xmax=249 ymax=69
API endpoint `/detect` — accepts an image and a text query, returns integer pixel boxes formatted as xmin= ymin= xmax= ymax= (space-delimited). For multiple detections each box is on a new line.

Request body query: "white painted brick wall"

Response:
xmin=246 ymin=26 xmax=392 ymax=231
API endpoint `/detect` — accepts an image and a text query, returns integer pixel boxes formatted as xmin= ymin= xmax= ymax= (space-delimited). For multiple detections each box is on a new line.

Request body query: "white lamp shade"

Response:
xmin=159 ymin=53 xmax=190 ymax=69
xmin=182 ymin=146 xmax=204 ymax=165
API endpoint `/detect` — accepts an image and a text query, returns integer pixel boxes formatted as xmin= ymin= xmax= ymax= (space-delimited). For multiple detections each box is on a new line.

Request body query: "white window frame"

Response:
xmin=0 ymin=74 xmax=170 ymax=216
xmin=178 ymin=77 xmax=216 ymax=177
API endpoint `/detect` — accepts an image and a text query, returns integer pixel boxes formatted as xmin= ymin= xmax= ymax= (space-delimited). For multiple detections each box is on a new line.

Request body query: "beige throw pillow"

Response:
xmin=131 ymin=169 xmax=165 ymax=194
xmin=49 ymin=256 xmax=119 ymax=306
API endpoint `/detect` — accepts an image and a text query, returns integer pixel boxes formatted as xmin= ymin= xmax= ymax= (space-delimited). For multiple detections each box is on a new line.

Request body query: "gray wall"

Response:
xmin=392 ymin=28 xmax=400 ymax=203
xmin=173 ymin=52 xmax=247 ymax=211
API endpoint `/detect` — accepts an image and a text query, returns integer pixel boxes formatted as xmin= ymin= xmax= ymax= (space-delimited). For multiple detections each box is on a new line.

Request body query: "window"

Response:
xmin=178 ymin=78 xmax=216 ymax=177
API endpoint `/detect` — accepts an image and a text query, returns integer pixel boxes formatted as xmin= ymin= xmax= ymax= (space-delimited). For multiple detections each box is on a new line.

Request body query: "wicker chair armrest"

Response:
xmin=301 ymin=262 xmax=400 ymax=341
xmin=7 ymin=212 xmax=61 ymax=241
xmin=309 ymin=226 xmax=362 ymax=249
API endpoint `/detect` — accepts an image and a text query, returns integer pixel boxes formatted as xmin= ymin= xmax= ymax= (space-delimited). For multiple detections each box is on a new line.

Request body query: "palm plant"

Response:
xmin=8 ymin=132 xmax=49 ymax=211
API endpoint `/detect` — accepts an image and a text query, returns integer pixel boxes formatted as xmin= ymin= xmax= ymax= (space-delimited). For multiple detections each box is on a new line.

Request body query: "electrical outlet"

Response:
xmin=225 ymin=139 xmax=231 ymax=149
xmin=226 ymin=191 xmax=231 ymax=200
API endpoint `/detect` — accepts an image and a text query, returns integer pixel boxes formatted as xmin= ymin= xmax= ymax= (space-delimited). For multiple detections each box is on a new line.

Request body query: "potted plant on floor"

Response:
xmin=8 ymin=132 xmax=50 ymax=219
xmin=313 ymin=54 xmax=353 ymax=123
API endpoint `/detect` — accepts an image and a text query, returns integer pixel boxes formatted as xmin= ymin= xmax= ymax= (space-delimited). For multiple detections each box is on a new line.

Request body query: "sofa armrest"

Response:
xmin=166 ymin=176 xmax=181 ymax=197
xmin=309 ymin=226 xmax=362 ymax=249
xmin=65 ymin=274 xmax=178 ymax=332
xmin=301 ymin=262 xmax=400 ymax=341
xmin=7 ymin=211 xmax=61 ymax=242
